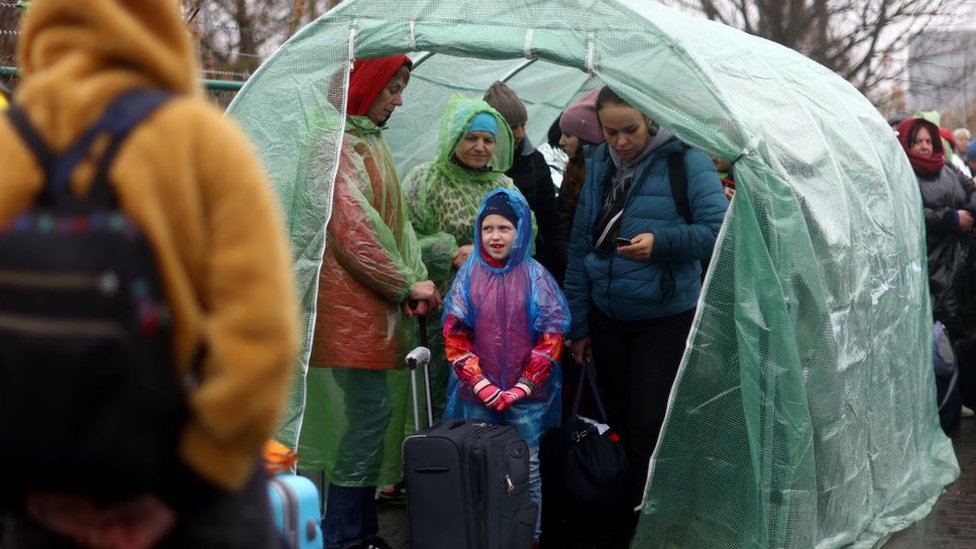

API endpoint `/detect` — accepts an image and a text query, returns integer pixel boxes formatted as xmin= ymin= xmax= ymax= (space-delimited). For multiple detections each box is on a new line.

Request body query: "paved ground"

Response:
xmin=375 ymin=418 xmax=976 ymax=548
xmin=377 ymin=495 xmax=409 ymax=548
xmin=885 ymin=417 xmax=976 ymax=548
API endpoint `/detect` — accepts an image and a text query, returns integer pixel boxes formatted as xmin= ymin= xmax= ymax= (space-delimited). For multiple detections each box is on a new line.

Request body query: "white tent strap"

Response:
xmin=409 ymin=21 xmax=417 ymax=50
xmin=586 ymin=39 xmax=596 ymax=75
xmin=348 ymin=27 xmax=358 ymax=64
xmin=523 ymin=28 xmax=535 ymax=59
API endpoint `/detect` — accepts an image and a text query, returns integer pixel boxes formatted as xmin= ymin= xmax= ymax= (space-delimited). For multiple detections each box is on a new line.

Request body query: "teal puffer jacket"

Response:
xmin=564 ymin=137 xmax=728 ymax=339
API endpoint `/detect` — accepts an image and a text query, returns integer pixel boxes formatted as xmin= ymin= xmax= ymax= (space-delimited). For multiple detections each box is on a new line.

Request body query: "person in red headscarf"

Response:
xmin=305 ymin=54 xmax=440 ymax=549
xmin=897 ymin=117 xmax=976 ymax=341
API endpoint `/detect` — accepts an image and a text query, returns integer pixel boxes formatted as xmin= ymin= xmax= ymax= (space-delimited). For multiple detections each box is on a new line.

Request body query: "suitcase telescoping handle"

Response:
xmin=418 ymin=314 xmax=433 ymax=426
xmin=405 ymin=346 xmax=432 ymax=432
xmin=405 ymin=311 xmax=434 ymax=431
xmin=417 ymin=309 xmax=430 ymax=348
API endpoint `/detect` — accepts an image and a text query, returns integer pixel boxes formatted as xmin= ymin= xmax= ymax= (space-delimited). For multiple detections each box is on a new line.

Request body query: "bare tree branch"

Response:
xmin=661 ymin=0 xmax=973 ymax=114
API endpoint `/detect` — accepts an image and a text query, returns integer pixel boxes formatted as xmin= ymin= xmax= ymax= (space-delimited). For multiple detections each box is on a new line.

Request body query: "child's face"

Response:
xmin=481 ymin=214 xmax=516 ymax=262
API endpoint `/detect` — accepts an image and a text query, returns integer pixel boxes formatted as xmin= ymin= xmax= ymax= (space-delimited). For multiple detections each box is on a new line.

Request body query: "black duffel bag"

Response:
xmin=540 ymin=360 xmax=631 ymax=548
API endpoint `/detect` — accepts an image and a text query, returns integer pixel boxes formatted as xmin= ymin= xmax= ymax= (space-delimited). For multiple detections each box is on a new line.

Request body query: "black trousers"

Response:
xmin=950 ymin=330 xmax=976 ymax=408
xmin=588 ymin=306 xmax=695 ymax=509
xmin=2 ymin=462 xmax=279 ymax=549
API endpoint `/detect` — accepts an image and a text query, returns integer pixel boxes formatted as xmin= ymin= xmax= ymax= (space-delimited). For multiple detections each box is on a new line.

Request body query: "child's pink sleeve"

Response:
xmin=444 ymin=314 xmax=486 ymax=389
xmin=515 ymin=333 xmax=564 ymax=396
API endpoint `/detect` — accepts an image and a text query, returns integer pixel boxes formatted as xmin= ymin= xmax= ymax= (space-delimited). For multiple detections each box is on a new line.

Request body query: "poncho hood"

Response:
xmin=434 ymin=94 xmax=514 ymax=182
xmin=472 ymin=187 xmax=533 ymax=274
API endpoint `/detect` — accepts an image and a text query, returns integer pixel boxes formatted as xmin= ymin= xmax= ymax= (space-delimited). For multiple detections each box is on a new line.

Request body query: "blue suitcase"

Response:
xmin=267 ymin=474 xmax=324 ymax=549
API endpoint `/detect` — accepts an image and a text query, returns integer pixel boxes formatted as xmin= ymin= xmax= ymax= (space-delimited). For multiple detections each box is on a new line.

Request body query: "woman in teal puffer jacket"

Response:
xmin=563 ymin=86 xmax=728 ymax=544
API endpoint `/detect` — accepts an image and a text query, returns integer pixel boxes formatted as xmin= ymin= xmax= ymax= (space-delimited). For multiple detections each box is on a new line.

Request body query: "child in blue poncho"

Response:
xmin=442 ymin=187 xmax=571 ymax=542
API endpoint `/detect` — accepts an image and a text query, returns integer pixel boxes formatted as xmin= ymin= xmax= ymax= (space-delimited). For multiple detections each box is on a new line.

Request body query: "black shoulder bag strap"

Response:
xmin=571 ymin=359 xmax=609 ymax=424
xmin=668 ymin=145 xmax=692 ymax=224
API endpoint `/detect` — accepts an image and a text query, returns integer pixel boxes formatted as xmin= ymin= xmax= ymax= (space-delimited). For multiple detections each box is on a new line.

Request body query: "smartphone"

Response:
xmin=615 ymin=237 xmax=632 ymax=246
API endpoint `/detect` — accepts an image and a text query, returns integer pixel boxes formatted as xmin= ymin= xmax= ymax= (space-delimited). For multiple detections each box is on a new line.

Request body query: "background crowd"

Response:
xmin=892 ymin=111 xmax=976 ymax=430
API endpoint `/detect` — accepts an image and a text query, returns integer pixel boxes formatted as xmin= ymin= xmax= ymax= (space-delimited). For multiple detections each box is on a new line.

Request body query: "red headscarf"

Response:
xmin=896 ymin=118 xmax=945 ymax=176
xmin=346 ymin=55 xmax=412 ymax=116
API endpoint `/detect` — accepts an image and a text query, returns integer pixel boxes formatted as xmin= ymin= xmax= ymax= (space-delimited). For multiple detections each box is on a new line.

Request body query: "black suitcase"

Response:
xmin=401 ymin=317 xmax=537 ymax=549
xmin=404 ymin=420 xmax=537 ymax=549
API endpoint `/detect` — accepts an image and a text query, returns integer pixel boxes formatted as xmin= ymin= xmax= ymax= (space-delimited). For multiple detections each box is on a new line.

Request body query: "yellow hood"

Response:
xmin=15 ymin=0 xmax=200 ymax=149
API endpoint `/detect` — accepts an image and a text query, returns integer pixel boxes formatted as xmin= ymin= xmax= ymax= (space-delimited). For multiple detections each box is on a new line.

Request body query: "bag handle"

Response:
xmin=570 ymin=359 xmax=608 ymax=424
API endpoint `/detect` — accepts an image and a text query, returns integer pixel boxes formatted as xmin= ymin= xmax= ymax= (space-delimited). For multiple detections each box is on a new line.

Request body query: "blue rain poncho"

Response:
xmin=441 ymin=188 xmax=570 ymax=446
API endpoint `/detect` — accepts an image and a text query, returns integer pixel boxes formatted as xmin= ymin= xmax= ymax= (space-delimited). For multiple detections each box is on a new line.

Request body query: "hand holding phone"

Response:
xmin=616 ymin=233 xmax=655 ymax=260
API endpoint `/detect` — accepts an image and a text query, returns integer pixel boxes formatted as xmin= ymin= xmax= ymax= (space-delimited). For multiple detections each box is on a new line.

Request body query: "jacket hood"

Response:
xmin=434 ymin=94 xmax=514 ymax=182
xmin=516 ymin=135 xmax=536 ymax=157
xmin=594 ymin=130 xmax=682 ymax=171
xmin=15 ymin=0 xmax=200 ymax=148
xmin=472 ymin=187 xmax=533 ymax=273
xmin=608 ymin=126 xmax=674 ymax=170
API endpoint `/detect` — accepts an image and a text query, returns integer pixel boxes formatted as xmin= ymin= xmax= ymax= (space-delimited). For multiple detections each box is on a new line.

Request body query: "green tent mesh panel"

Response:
xmin=226 ymin=0 xmax=959 ymax=545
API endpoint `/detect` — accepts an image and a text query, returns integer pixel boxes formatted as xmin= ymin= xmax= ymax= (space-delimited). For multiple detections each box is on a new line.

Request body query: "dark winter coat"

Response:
xmin=919 ymin=165 xmax=976 ymax=328
xmin=508 ymin=138 xmax=559 ymax=276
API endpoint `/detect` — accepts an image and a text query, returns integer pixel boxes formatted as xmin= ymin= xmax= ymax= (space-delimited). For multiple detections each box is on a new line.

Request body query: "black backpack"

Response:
xmin=0 ymin=90 xmax=187 ymax=503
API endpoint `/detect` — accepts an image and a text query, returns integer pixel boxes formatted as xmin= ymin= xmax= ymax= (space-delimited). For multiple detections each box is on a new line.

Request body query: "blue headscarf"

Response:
xmin=467 ymin=112 xmax=498 ymax=136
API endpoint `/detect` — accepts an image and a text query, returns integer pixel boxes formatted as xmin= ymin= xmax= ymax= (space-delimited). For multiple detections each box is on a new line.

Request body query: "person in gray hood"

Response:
xmin=563 ymin=86 xmax=728 ymax=545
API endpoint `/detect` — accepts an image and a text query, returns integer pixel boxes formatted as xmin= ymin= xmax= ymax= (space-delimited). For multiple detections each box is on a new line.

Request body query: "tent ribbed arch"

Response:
xmin=226 ymin=0 xmax=958 ymax=547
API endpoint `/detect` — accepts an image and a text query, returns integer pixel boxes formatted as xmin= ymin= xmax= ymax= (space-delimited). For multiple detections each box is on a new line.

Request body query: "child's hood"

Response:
xmin=473 ymin=187 xmax=533 ymax=273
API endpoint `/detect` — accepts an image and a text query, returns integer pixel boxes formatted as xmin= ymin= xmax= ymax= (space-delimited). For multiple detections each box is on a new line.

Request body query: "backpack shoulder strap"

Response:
xmin=79 ymin=89 xmax=175 ymax=206
xmin=6 ymin=104 xmax=56 ymax=186
xmin=5 ymin=89 xmax=173 ymax=208
xmin=667 ymin=144 xmax=692 ymax=224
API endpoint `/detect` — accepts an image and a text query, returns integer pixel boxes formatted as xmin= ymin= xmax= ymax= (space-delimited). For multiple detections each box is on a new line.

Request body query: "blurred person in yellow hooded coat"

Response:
xmin=0 ymin=0 xmax=297 ymax=547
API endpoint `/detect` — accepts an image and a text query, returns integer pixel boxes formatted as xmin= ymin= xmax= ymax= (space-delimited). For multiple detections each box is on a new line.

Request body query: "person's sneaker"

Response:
xmin=361 ymin=537 xmax=394 ymax=549
xmin=376 ymin=482 xmax=406 ymax=503
xmin=962 ymin=405 xmax=975 ymax=418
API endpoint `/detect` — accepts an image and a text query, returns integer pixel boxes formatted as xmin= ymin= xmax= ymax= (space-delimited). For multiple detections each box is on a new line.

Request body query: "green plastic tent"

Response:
xmin=226 ymin=0 xmax=959 ymax=546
